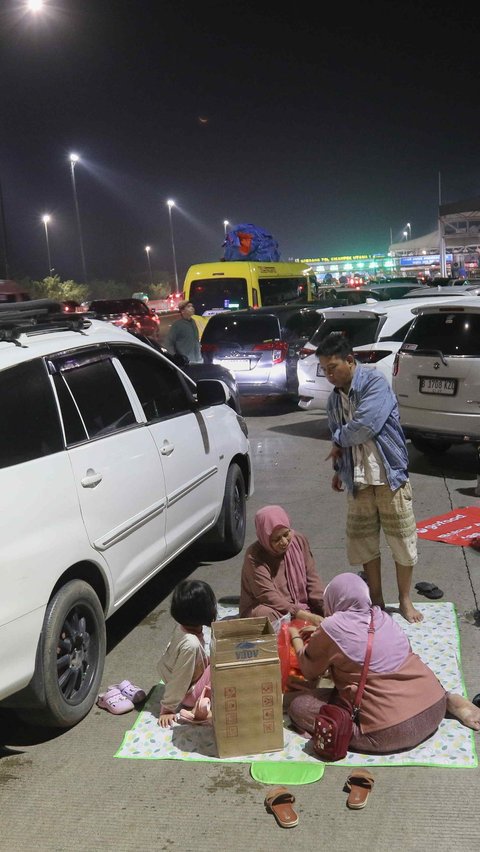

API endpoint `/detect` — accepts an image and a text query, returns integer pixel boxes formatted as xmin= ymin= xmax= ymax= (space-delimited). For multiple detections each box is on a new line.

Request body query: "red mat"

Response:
xmin=417 ymin=506 xmax=480 ymax=546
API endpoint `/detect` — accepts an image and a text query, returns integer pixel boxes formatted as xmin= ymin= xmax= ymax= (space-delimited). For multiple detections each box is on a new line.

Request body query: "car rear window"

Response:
xmin=202 ymin=314 xmax=280 ymax=344
xmin=403 ymin=311 xmax=480 ymax=356
xmin=310 ymin=316 xmax=381 ymax=347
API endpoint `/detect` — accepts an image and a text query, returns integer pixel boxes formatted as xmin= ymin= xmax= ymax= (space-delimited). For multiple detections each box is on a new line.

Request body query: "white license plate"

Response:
xmin=316 ymin=364 xmax=325 ymax=377
xmin=222 ymin=358 xmax=251 ymax=371
xmin=419 ymin=377 xmax=457 ymax=395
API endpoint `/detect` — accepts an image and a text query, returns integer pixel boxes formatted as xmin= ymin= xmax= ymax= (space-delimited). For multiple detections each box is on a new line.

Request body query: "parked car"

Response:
xmin=129 ymin=331 xmax=242 ymax=414
xmin=200 ymin=304 xmax=327 ymax=397
xmin=297 ymin=295 xmax=465 ymax=412
xmin=401 ymin=285 xmax=480 ymax=298
xmin=88 ymin=297 xmax=161 ymax=340
xmin=393 ymin=298 xmax=480 ymax=455
xmin=0 ymin=300 xmax=253 ymax=728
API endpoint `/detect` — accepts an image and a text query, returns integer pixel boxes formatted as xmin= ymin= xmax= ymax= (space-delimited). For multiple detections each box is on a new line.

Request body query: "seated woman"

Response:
xmin=287 ymin=572 xmax=480 ymax=753
xmin=239 ymin=505 xmax=324 ymax=626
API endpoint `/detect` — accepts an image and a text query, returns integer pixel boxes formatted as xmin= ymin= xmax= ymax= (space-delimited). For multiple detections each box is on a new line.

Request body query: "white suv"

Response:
xmin=393 ymin=297 xmax=480 ymax=455
xmin=0 ymin=301 xmax=253 ymax=728
xmin=297 ymin=296 xmax=465 ymax=412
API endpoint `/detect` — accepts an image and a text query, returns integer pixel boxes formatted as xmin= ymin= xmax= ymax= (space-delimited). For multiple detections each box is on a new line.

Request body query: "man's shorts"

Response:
xmin=346 ymin=481 xmax=418 ymax=567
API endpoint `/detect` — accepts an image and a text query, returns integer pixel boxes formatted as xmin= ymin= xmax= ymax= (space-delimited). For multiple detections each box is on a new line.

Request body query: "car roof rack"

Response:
xmin=0 ymin=299 xmax=92 ymax=345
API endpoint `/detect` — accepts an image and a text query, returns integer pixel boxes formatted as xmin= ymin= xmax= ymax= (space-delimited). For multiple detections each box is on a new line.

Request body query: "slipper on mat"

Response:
xmin=344 ymin=770 xmax=375 ymax=809
xmin=264 ymin=787 xmax=299 ymax=828
xmin=109 ymin=679 xmax=146 ymax=704
xmin=97 ymin=687 xmax=134 ymax=715
xmin=415 ymin=582 xmax=444 ymax=599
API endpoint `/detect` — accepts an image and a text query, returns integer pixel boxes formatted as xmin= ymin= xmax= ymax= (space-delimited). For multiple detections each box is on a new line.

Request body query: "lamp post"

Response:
xmin=403 ymin=230 xmax=408 ymax=241
xmin=42 ymin=214 xmax=53 ymax=275
xmin=223 ymin=219 xmax=229 ymax=236
xmin=145 ymin=245 xmax=153 ymax=287
xmin=406 ymin=222 xmax=412 ymax=240
xmin=69 ymin=153 xmax=88 ymax=284
xmin=166 ymin=199 xmax=179 ymax=294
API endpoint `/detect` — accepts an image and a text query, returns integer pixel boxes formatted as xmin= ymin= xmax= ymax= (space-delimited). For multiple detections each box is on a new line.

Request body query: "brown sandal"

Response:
xmin=264 ymin=787 xmax=299 ymax=828
xmin=345 ymin=770 xmax=375 ymax=809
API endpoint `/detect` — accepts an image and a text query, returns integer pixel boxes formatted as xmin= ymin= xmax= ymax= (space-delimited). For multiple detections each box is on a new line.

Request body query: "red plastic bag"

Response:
xmin=277 ymin=619 xmax=311 ymax=692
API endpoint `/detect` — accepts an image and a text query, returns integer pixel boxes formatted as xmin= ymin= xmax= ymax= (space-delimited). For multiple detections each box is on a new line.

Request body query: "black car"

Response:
xmin=200 ymin=304 xmax=325 ymax=397
xmin=88 ymin=298 xmax=161 ymax=340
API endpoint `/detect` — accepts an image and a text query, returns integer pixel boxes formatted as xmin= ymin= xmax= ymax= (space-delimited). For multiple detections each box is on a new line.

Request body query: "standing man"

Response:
xmin=316 ymin=332 xmax=422 ymax=624
xmin=165 ymin=300 xmax=202 ymax=364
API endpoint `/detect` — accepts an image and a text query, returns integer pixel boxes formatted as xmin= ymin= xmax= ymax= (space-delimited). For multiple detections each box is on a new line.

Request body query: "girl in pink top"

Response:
xmin=239 ymin=505 xmax=325 ymax=625
xmin=288 ymin=572 xmax=480 ymax=753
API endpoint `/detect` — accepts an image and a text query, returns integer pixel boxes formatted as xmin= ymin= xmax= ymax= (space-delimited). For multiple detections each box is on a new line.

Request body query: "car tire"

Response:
xmin=28 ymin=580 xmax=106 ymax=729
xmin=411 ymin=437 xmax=452 ymax=455
xmin=195 ymin=463 xmax=246 ymax=560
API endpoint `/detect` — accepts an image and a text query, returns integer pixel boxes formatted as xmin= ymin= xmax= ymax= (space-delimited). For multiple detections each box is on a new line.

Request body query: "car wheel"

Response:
xmin=29 ymin=580 xmax=106 ymax=728
xmin=195 ymin=463 xmax=246 ymax=560
xmin=411 ymin=437 xmax=452 ymax=455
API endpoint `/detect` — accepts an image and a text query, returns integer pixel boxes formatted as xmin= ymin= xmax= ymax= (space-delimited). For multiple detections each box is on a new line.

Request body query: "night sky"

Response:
xmin=1 ymin=0 xmax=478 ymax=285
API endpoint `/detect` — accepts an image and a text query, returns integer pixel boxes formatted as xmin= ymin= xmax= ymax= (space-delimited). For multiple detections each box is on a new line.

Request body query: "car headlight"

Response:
xmin=236 ymin=414 xmax=248 ymax=437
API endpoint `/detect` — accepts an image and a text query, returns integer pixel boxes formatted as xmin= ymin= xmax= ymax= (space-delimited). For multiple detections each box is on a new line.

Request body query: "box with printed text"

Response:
xmin=210 ymin=616 xmax=284 ymax=758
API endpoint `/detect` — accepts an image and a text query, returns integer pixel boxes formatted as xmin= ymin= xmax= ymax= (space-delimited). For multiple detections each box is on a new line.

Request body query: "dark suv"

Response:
xmin=200 ymin=305 xmax=324 ymax=397
xmin=88 ymin=298 xmax=161 ymax=340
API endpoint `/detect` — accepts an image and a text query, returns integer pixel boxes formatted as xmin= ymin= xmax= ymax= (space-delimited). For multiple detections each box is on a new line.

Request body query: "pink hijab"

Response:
xmin=255 ymin=505 xmax=308 ymax=608
xmin=322 ymin=572 xmax=410 ymax=671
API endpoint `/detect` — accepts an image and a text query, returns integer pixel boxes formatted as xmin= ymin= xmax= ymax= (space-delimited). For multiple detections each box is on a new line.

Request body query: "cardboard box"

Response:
xmin=210 ymin=616 xmax=284 ymax=758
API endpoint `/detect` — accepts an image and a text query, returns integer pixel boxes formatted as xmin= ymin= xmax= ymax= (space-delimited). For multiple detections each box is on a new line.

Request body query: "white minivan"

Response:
xmin=0 ymin=300 xmax=253 ymax=728
xmin=393 ymin=298 xmax=480 ymax=455
xmin=297 ymin=295 xmax=468 ymax=412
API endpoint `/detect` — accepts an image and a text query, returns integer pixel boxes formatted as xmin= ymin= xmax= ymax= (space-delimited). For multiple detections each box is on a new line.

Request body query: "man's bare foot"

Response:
xmin=399 ymin=599 xmax=424 ymax=623
xmin=446 ymin=693 xmax=480 ymax=731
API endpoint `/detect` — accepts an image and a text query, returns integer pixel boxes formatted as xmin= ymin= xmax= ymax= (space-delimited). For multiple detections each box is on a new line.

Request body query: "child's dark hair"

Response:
xmin=315 ymin=331 xmax=353 ymax=360
xmin=170 ymin=579 xmax=217 ymax=627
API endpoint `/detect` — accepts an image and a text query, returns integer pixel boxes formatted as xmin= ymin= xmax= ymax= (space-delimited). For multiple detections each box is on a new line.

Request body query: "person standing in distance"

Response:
xmin=165 ymin=300 xmax=202 ymax=364
xmin=316 ymin=332 xmax=422 ymax=624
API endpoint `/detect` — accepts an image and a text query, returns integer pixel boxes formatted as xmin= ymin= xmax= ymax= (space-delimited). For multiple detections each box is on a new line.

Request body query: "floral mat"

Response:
xmin=114 ymin=602 xmax=478 ymax=769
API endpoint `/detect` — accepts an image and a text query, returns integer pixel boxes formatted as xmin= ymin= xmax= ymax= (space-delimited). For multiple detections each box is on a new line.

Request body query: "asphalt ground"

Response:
xmin=1 ymin=396 xmax=480 ymax=852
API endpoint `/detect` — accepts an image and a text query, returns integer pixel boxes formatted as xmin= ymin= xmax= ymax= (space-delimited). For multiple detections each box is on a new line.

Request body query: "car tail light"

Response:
xmin=298 ymin=347 xmax=315 ymax=359
xmin=201 ymin=343 xmax=218 ymax=353
xmin=354 ymin=350 xmax=391 ymax=364
xmin=392 ymin=352 xmax=400 ymax=376
xmin=253 ymin=341 xmax=288 ymax=364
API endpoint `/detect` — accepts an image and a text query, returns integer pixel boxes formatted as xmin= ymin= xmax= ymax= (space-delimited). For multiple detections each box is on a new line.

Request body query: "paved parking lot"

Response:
xmin=1 ymin=397 xmax=479 ymax=852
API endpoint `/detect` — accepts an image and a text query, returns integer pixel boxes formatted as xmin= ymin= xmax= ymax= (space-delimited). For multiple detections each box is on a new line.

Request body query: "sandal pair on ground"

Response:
xmin=264 ymin=772 xmax=375 ymax=827
xmin=97 ymin=679 xmax=146 ymax=715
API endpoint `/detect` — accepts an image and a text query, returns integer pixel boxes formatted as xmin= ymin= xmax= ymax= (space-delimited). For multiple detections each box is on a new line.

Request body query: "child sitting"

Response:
xmin=157 ymin=579 xmax=217 ymax=728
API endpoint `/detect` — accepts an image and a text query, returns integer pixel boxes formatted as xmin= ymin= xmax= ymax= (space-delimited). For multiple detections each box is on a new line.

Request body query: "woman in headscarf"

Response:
xmin=287 ymin=572 xmax=480 ymax=753
xmin=239 ymin=505 xmax=324 ymax=626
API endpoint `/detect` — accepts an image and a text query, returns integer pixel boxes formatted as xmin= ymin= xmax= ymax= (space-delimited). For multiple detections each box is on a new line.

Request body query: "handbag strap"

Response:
xmin=352 ymin=609 xmax=375 ymax=714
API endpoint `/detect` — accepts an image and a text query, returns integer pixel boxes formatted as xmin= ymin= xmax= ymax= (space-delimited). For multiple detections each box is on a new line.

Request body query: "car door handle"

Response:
xmin=81 ymin=469 xmax=103 ymax=488
xmin=160 ymin=442 xmax=175 ymax=456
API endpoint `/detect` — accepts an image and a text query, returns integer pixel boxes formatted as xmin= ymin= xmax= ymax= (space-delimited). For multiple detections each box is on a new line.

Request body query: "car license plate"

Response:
xmin=419 ymin=377 xmax=457 ymax=395
xmin=316 ymin=364 xmax=325 ymax=377
xmin=222 ymin=358 xmax=251 ymax=371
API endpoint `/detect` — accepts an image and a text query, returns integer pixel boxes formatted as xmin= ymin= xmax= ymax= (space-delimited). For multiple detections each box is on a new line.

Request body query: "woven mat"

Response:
xmin=114 ymin=602 xmax=478 ymax=769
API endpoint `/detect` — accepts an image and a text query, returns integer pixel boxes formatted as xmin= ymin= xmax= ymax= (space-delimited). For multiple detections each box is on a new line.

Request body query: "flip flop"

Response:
xmin=345 ymin=770 xmax=375 ymax=810
xmin=415 ymin=582 xmax=444 ymax=599
xmin=264 ymin=787 xmax=299 ymax=828
xmin=109 ymin=679 xmax=146 ymax=704
xmin=97 ymin=687 xmax=135 ymax=715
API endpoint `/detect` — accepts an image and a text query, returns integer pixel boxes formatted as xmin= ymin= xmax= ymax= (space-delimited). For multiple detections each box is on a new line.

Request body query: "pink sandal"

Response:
xmin=108 ymin=679 xmax=146 ymax=704
xmin=97 ymin=687 xmax=135 ymax=715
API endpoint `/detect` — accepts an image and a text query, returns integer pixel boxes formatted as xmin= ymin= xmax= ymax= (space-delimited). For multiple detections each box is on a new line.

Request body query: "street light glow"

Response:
xmin=69 ymin=153 xmax=79 ymax=164
xmin=42 ymin=214 xmax=51 ymax=224
xmin=167 ymin=199 xmax=175 ymax=209
xmin=27 ymin=0 xmax=45 ymax=12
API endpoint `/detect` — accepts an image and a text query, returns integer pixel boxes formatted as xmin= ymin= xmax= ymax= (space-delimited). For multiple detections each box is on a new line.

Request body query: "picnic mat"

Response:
xmin=114 ymin=601 xmax=478 ymax=771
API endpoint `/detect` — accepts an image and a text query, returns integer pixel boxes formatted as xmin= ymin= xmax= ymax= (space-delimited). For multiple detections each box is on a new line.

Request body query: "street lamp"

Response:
xmin=403 ymin=230 xmax=408 ymax=241
xmin=223 ymin=219 xmax=229 ymax=236
xmin=145 ymin=245 xmax=153 ymax=287
xmin=406 ymin=222 xmax=412 ymax=240
xmin=166 ymin=199 xmax=179 ymax=294
xmin=42 ymin=214 xmax=53 ymax=275
xmin=69 ymin=153 xmax=88 ymax=284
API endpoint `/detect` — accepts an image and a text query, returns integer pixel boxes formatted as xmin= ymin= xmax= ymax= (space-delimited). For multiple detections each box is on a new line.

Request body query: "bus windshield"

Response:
xmin=189 ymin=278 xmax=249 ymax=314
xmin=259 ymin=276 xmax=312 ymax=306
